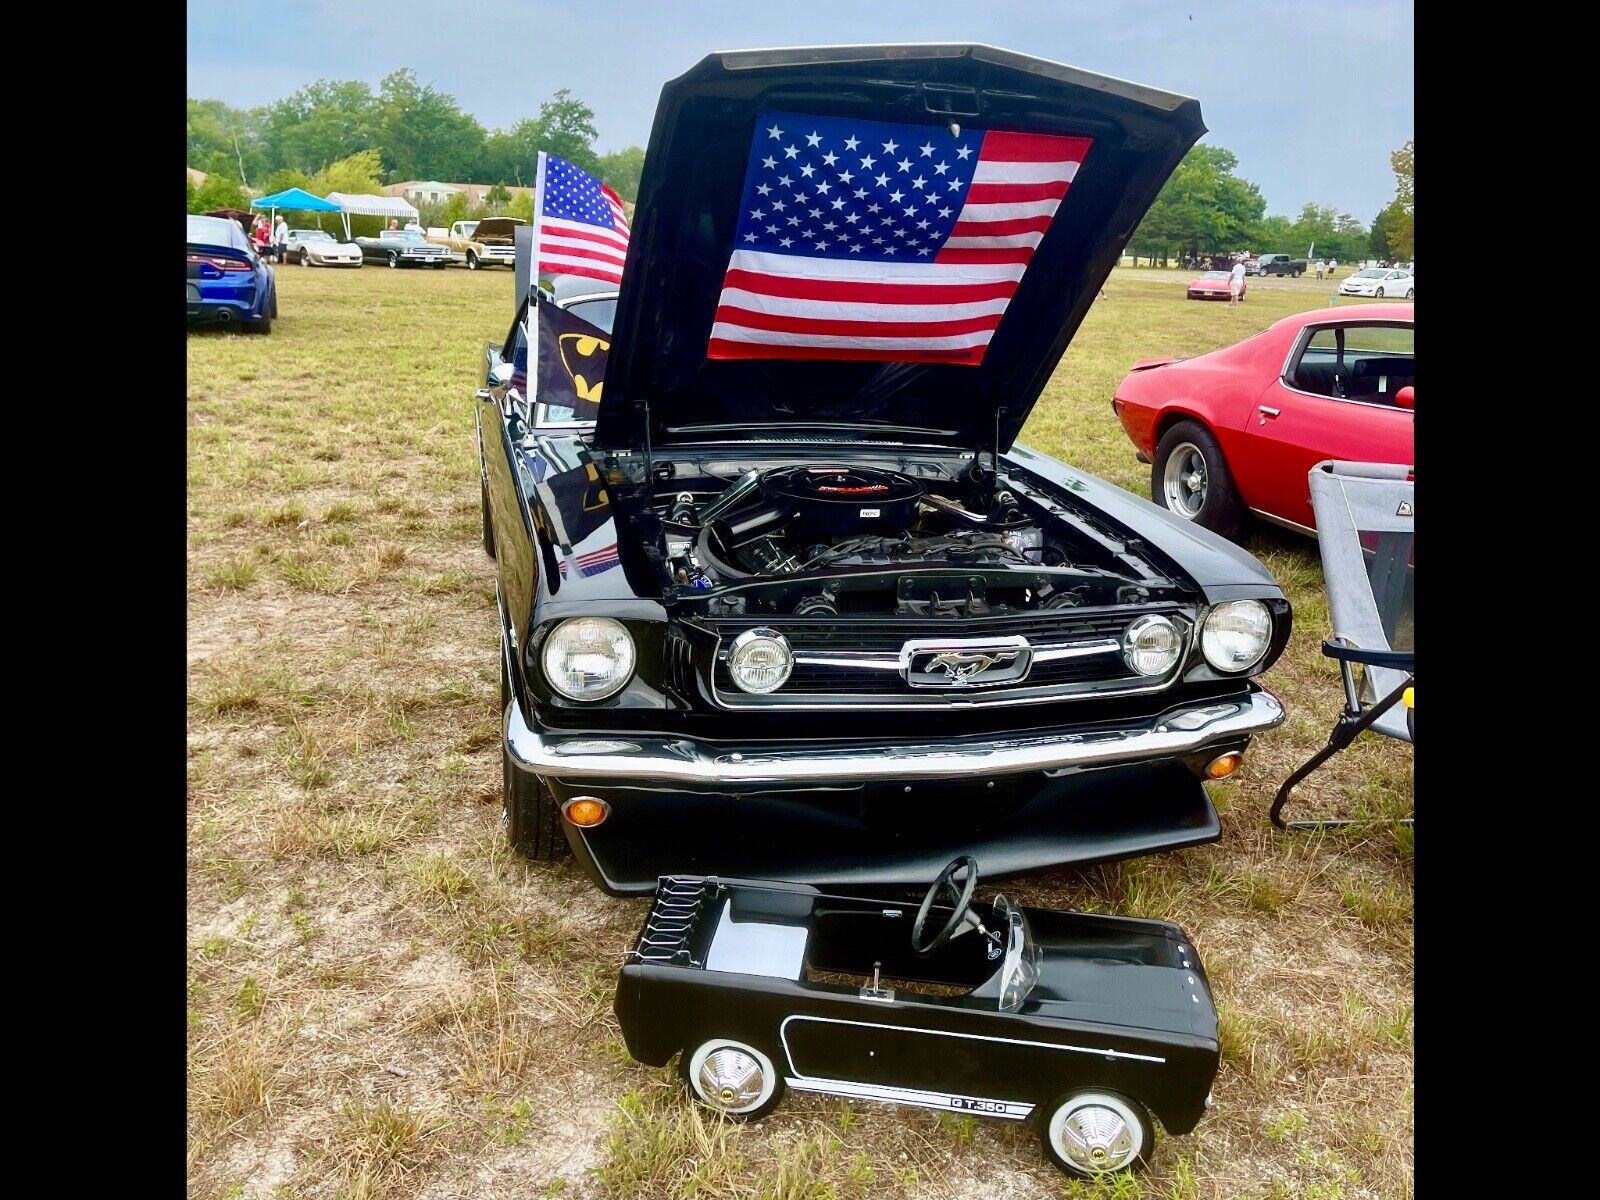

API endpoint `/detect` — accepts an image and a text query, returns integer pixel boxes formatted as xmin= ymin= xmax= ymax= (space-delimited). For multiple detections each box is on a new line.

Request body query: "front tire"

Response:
xmin=388 ymin=252 xmax=399 ymax=269
xmin=681 ymin=1039 xmax=784 ymax=1121
xmin=1375 ymin=287 xmax=1385 ymax=298
xmin=299 ymin=249 xmax=310 ymax=267
xmin=1152 ymin=419 xmax=1244 ymax=538
xmin=466 ymin=252 xmax=479 ymax=271
xmin=1405 ymin=288 xmax=1414 ymax=299
xmin=501 ymin=648 xmax=568 ymax=861
xmin=1041 ymin=1091 xmax=1154 ymax=1179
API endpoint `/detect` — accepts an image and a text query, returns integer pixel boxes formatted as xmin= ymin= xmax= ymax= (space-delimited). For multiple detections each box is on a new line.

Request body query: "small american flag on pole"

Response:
xmin=709 ymin=110 xmax=1092 ymax=366
xmin=533 ymin=152 xmax=631 ymax=287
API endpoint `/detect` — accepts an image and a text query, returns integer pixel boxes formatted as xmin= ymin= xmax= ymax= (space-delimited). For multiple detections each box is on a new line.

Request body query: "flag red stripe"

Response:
xmin=712 ymin=304 xmax=1003 ymax=339
xmin=964 ymin=180 xmax=1072 ymax=204
xmin=537 ymin=260 xmax=623 ymax=285
xmin=721 ymin=267 xmax=1019 ymax=305
xmin=948 ymin=215 xmax=1055 ymax=238
xmin=543 ymin=219 xmax=628 ymax=250
xmin=934 ymin=247 xmax=1037 ymax=265
xmin=978 ymin=131 xmax=1095 ymax=162
xmin=709 ymin=339 xmax=985 ymax=365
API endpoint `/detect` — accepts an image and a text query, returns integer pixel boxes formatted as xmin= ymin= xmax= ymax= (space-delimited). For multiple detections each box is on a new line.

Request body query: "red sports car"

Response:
xmin=1186 ymin=270 xmax=1242 ymax=301
xmin=1112 ymin=304 xmax=1413 ymax=537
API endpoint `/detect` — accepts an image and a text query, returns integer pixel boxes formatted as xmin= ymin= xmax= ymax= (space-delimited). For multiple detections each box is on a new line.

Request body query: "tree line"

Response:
xmin=187 ymin=69 xmax=646 ymax=205
xmin=1128 ymin=139 xmax=1414 ymax=267
xmin=189 ymin=69 xmax=1411 ymax=264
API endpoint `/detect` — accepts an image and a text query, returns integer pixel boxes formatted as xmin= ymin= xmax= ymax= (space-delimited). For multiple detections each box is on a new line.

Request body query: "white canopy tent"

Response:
xmin=325 ymin=193 xmax=421 ymax=241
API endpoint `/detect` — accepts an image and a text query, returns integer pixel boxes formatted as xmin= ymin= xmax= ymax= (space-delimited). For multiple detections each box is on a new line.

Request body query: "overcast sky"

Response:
xmin=188 ymin=0 xmax=1412 ymax=221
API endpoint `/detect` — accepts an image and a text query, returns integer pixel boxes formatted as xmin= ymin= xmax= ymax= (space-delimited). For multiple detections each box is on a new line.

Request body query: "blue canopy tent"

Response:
xmin=251 ymin=188 xmax=341 ymax=233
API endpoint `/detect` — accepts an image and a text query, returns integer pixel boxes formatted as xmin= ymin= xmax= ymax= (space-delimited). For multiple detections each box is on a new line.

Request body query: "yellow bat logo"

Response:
xmin=558 ymin=333 xmax=610 ymax=405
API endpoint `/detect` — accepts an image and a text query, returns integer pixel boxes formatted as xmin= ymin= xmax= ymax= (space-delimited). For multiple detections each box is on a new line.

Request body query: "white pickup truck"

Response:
xmin=425 ymin=217 xmax=525 ymax=270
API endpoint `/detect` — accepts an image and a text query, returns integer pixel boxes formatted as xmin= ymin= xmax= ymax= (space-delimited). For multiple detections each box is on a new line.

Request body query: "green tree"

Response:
xmin=186 ymin=175 xmax=198 ymax=213
xmin=192 ymin=174 xmax=249 ymax=213
xmin=597 ymin=146 xmax=646 ymax=202
xmin=263 ymin=168 xmax=318 ymax=197
xmin=187 ymin=98 xmax=268 ymax=188
xmin=373 ymin=68 xmax=486 ymax=182
xmin=1252 ymin=213 xmax=1294 ymax=251
xmin=483 ymin=183 xmax=511 ymax=213
xmin=1130 ymin=144 xmax=1263 ymax=266
xmin=1386 ymin=140 xmax=1414 ymax=260
xmin=506 ymin=190 xmax=535 ymax=223
xmin=442 ymin=192 xmax=472 ymax=228
xmin=530 ymin=89 xmax=600 ymax=174
xmin=315 ymin=149 xmax=385 ymax=197
xmin=264 ymin=79 xmax=376 ymax=173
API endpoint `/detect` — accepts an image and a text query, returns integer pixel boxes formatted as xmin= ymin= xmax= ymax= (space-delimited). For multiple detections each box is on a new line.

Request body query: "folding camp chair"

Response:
xmin=1270 ymin=461 xmax=1414 ymax=831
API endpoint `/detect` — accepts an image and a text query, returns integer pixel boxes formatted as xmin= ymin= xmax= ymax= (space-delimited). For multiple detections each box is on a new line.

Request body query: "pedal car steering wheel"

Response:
xmin=911 ymin=855 xmax=979 ymax=957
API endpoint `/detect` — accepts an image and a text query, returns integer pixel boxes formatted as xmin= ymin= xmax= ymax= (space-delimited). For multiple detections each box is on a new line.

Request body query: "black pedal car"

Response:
xmin=613 ymin=858 xmax=1219 ymax=1178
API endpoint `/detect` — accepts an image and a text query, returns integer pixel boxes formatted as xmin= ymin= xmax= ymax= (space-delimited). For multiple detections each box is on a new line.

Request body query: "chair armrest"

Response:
xmin=1322 ymin=638 xmax=1415 ymax=670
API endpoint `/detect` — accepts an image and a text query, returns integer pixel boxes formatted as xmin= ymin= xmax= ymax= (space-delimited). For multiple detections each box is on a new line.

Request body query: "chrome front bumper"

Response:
xmin=507 ymin=689 xmax=1283 ymax=788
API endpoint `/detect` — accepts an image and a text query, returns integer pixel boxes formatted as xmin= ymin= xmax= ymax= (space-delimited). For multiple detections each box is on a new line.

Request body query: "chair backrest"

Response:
xmin=1309 ymin=461 xmax=1414 ymax=728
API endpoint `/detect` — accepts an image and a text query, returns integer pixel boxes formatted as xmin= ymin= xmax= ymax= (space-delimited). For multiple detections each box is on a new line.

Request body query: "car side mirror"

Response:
xmin=490 ymin=361 xmax=515 ymax=388
xmin=1394 ymin=385 xmax=1414 ymax=410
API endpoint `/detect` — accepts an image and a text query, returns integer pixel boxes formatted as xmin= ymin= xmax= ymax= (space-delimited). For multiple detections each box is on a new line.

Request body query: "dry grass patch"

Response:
xmin=189 ymin=265 xmax=1412 ymax=1199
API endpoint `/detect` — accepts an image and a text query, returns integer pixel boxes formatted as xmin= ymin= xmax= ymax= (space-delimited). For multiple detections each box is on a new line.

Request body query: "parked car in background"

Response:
xmin=1186 ymin=270 xmax=1242 ymax=301
xmin=478 ymin=44 xmax=1290 ymax=897
xmin=1251 ymin=253 xmax=1306 ymax=278
xmin=1113 ymin=304 xmax=1414 ymax=537
xmin=355 ymin=228 xmax=450 ymax=269
xmin=1338 ymin=268 xmax=1413 ymax=299
xmin=287 ymin=228 xmax=362 ymax=268
xmin=428 ymin=217 xmax=525 ymax=270
xmin=187 ymin=214 xmax=277 ymax=333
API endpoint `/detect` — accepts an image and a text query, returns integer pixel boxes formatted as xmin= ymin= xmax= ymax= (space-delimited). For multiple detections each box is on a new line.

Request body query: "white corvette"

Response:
xmin=288 ymin=229 xmax=362 ymax=268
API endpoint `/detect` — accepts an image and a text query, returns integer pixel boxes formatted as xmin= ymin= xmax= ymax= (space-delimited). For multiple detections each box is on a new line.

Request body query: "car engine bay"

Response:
xmin=625 ymin=462 xmax=1177 ymax=617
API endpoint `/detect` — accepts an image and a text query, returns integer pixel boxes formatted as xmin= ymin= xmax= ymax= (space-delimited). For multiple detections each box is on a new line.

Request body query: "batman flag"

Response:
xmin=534 ymin=296 xmax=610 ymax=422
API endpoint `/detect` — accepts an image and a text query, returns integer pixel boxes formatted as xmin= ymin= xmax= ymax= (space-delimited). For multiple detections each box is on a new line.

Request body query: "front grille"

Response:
xmin=703 ymin=608 xmax=1193 ymax=708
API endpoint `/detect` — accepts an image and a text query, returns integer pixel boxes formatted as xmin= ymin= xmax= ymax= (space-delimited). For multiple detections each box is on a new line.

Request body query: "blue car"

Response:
xmin=187 ymin=214 xmax=277 ymax=333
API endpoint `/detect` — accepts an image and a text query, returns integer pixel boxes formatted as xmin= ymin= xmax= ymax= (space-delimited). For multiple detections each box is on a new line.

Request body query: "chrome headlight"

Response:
xmin=727 ymin=627 xmax=793 ymax=694
xmin=541 ymin=617 xmax=636 ymax=701
xmin=1201 ymin=600 xmax=1273 ymax=672
xmin=1122 ymin=615 xmax=1182 ymax=676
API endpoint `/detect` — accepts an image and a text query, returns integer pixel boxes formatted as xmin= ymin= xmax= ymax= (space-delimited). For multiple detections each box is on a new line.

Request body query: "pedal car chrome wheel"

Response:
xmin=683 ymin=1038 xmax=782 ymax=1118
xmin=1043 ymin=1091 xmax=1152 ymax=1177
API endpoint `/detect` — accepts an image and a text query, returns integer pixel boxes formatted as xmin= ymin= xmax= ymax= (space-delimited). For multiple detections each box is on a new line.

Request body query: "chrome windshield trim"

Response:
xmin=507 ymin=688 xmax=1284 ymax=786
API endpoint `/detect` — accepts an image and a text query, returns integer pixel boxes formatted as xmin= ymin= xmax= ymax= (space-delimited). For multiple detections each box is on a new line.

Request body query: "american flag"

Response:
xmin=709 ymin=110 xmax=1092 ymax=366
xmin=535 ymin=152 xmax=631 ymax=287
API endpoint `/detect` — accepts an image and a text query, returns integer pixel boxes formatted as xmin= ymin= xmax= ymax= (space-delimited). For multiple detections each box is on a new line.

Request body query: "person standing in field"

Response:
xmin=1315 ymin=259 xmax=1326 ymax=280
xmin=1228 ymin=257 xmax=1246 ymax=306
xmin=1327 ymin=258 xmax=1338 ymax=280
xmin=251 ymin=215 xmax=272 ymax=258
xmin=272 ymin=214 xmax=289 ymax=264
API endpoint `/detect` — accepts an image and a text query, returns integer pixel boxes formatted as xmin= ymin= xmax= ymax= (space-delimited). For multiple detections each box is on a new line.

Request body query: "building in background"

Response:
xmin=384 ymin=180 xmax=534 ymax=207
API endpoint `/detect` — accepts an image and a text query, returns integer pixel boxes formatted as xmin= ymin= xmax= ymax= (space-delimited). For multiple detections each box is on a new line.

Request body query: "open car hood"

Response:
xmin=596 ymin=45 xmax=1204 ymax=453
xmin=475 ymin=217 xmax=524 ymax=243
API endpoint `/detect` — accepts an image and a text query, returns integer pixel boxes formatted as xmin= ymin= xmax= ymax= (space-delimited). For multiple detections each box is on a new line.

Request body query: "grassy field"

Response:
xmin=187 ymin=263 xmax=1412 ymax=1200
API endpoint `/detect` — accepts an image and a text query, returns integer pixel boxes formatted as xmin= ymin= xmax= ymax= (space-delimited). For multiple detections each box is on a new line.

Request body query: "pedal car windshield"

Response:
xmin=993 ymin=894 xmax=1040 ymax=1012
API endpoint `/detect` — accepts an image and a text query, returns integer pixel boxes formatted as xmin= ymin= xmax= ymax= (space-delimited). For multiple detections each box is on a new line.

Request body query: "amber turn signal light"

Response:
xmin=563 ymin=797 xmax=610 ymax=827
xmin=1205 ymin=752 xmax=1242 ymax=780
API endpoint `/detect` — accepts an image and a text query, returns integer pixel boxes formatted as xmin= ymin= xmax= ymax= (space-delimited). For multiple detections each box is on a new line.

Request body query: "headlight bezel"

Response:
xmin=727 ymin=627 xmax=794 ymax=695
xmin=1200 ymin=600 xmax=1274 ymax=674
xmin=1121 ymin=614 xmax=1184 ymax=677
xmin=539 ymin=616 xmax=638 ymax=702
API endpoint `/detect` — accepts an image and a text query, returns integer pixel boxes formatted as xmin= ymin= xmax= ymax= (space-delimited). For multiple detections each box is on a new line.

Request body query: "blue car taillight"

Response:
xmin=187 ymin=252 xmax=253 ymax=276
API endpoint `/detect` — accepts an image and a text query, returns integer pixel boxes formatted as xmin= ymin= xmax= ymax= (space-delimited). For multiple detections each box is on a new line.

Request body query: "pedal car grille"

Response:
xmin=627 ymin=877 xmax=719 ymax=966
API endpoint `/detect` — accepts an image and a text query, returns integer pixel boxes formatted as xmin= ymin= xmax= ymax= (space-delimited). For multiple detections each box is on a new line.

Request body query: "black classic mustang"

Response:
xmin=476 ymin=45 xmax=1290 ymax=895
xmin=614 ymin=861 xmax=1219 ymax=1178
